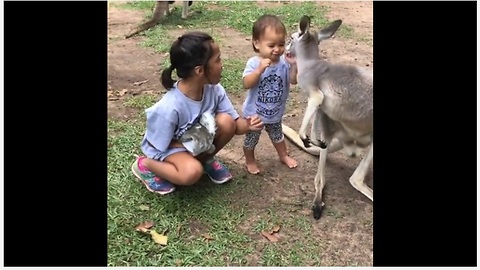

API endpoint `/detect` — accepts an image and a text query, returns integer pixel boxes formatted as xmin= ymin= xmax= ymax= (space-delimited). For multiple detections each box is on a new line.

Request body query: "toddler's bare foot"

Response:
xmin=280 ymin=155 xmax=297 ymax=169
xmin=245 ymin=162 xmax=260 ymax=175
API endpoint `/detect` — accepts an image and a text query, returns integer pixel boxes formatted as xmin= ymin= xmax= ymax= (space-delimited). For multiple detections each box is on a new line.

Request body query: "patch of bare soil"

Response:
xmin=321 ymin=1 xmax=373 ymax=38
xmin=108 ymin=1 xmax=373 ymax=266
xmin=318 ymin=1 xmax=373 ymax=67
xmin=168 ymin=27 xmax=253 ymax=63
xmin=108 ymin=6 xmax=167 ymax=120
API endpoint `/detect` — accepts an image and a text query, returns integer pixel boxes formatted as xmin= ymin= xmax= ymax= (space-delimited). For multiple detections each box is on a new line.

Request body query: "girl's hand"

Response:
xmin=246 ymin=115 xmax=264 ymax=131
xmin=169 ymin=140 xmax=184 ymax=148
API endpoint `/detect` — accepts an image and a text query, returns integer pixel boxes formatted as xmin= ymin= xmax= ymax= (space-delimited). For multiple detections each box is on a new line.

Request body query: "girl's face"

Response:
xmin=204 ymin=42 xmax=223 ymax=85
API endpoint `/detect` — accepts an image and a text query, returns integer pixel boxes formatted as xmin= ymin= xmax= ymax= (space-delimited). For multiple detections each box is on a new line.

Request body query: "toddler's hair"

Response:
xmin=251 ymin=14 xmax=287 ymax=53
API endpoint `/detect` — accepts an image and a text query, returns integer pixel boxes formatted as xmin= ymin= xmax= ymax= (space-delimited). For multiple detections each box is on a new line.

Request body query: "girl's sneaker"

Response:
xmin=203 ymin=158 xmax=232 ymax=184
xmin=131 ymin=156 xmax=175 ymax=195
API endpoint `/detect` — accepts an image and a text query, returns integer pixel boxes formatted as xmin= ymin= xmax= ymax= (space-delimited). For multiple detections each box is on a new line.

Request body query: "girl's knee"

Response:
xmin=215 ymin=113 xmax=236 ymax=135
xmin=178 ymin=161 xmax=203 ymax=186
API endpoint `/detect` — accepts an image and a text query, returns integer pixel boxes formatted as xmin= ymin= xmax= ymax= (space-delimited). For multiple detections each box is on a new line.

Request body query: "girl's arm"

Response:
xmin=235 ymin=116 xmax=263 ymax=135
xmin=213 ymin=84 xmax=263 ymax=134
xmin=145 ymin=109 xmax=178 ymax=152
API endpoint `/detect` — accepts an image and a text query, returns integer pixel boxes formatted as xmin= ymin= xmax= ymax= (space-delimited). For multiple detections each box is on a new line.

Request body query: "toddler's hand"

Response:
xmin=246 ymin=115 xmax=263 ymax=131
xmin=255 ymin=58 xmax=272 ymax=74
xmin=285 ymin=53 xmax=296 ymax=65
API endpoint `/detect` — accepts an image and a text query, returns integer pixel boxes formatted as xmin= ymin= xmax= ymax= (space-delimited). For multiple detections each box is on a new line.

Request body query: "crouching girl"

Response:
xmin=132 ymin=31 xmax=263 ymax=195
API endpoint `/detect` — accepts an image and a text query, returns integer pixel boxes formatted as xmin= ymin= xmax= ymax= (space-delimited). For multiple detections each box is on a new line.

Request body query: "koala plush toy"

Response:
xmin=179 ymin=111 xmax=216 ymax=156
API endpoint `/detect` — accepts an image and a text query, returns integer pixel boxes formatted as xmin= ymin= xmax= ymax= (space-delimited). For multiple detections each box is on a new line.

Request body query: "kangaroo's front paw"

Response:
xmin=319 ymin=140 xmax=327 ymax=149
xmin=301 ymin=135 xmax=312 ymax=148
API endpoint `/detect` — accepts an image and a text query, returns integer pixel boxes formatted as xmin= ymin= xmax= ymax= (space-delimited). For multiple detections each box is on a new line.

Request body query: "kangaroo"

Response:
xmin=283 ymin=16 xmax=373 ymax=220
xmin=125 ymin=1 xmax=193 ymax=39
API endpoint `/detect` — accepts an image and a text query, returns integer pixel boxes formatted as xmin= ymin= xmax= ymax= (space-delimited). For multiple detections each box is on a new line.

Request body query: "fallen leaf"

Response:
xmin=135 ymin=221 xmax=154 ymax=233
xmin=150 ymin=230 xmax=168 ymax=245
xmin=138 ymin=205 xmax=150 ymax=211
xmin=271 ymin=225 xmax=281 ymax=233
xmin=261 ymin=231 xmax=279 ymax=242
xmin=175 ymin=259 xmax=182 ymax=266
xmin=201 ymin=233 xmax=215 ymax=240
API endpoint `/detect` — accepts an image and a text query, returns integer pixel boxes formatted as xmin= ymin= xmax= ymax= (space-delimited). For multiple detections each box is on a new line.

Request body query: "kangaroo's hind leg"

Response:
xmin=312 ymin=136 xmax=330 ymax=220
xmin=311 ymin=114 xmax=332 ymax=220
xmin=349 ymin=143 xmax=373 ymax=201
xmin=181 ymin=1 xmax=189 ymax=19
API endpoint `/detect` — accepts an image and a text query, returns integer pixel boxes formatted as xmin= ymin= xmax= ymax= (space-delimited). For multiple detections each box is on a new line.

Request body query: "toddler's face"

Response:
xmin=254 ymin=26 xmax=286 ymax=63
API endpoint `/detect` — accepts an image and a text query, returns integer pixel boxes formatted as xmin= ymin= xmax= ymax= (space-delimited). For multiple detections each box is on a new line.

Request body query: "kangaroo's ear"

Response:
xmin=317 ymin=19 xmax=342 ymax=41
xmin=298 ymin=15 xmax=311 ymax=36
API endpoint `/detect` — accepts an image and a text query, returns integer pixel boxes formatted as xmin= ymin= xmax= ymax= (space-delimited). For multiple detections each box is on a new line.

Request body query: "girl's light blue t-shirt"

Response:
xmin=141 ymin=82 xmax=239 ymax=158
xmin=242 ymin=55 xmax=291 ymax=124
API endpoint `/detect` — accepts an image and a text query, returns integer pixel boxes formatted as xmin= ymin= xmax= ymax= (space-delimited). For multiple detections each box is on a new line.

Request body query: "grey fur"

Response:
xmin=179 ymin=111 xmax=216 ymax=156
xmin=283 ymin=17 xmax=373 ymax=220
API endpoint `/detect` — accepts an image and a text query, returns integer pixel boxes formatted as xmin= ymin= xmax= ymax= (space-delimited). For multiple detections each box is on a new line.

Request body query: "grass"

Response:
xmin=119 ymin=1 xmax=329 ymax=34
xmin=118 ymin=0 xmax=331 ymax=94
xmin=110 ymin=117 xmax=326 ymax=266
xmin=108 ymin=1 xmax=373 ymax=266
xmin=109 ymin=119 xmax=255 ymax=266
xmin=115 ymin=1 xmax=364 ymax=95
xmin=123 ymin=95 xmax=158 ymax=110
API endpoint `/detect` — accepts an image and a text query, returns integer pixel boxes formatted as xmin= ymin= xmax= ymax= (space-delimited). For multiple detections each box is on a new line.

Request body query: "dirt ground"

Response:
xmin=108 ymin=1 xmax=373 ymax=266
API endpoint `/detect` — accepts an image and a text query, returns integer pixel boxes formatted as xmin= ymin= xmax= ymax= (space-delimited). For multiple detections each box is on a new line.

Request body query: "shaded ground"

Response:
xmin=108 ymin=1 xmax=373 ymax=266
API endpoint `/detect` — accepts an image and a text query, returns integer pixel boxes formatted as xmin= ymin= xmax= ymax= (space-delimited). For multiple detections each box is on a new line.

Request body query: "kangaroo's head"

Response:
xmin=286 ymin=16 xmax=342 ymax=60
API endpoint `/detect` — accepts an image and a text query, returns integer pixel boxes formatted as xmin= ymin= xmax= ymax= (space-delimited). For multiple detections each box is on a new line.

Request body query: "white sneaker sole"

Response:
xmin=205 ymin=172 xmax=232 ymax=184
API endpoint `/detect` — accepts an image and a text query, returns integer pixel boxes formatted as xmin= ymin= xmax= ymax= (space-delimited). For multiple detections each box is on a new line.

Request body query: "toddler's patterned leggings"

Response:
xmin=244 ymin=122 xmax=284 ymax=150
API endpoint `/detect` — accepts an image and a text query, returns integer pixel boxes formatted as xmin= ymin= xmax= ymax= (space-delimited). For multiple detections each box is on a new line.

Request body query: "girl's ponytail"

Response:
xmin=161 ymin=65 xmax=176 ymax=90
xmin=161 ymin=32 xmax=214 ymax=89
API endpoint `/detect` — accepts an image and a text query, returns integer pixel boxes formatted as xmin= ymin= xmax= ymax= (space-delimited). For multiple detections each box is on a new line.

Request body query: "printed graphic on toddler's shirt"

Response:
xmin=255 ymin=74 xmax=284 ymax=119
